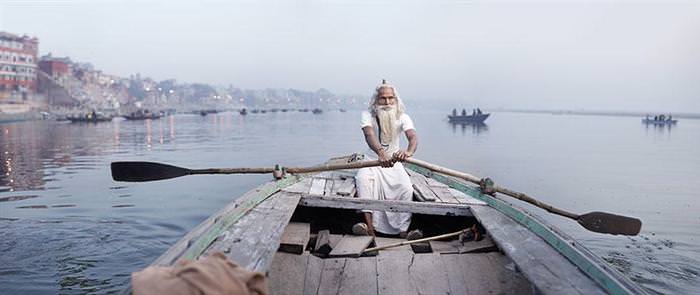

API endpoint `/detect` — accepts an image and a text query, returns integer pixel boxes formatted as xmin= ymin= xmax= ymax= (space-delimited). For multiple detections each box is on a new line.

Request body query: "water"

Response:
xmin=0 ymin=110 xmax=698 ymax=294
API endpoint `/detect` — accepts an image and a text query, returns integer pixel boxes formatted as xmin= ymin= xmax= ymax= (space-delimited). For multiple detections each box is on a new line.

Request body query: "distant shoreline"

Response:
xmin=491 ymin=109 xmax=700 ymax=120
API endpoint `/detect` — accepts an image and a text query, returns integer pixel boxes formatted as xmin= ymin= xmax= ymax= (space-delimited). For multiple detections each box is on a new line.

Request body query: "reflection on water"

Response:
xmin=644 ymin=121 xmax=676 ymax=134
xmin=449 ymin=121 xmax=489 ymax=135
xmin=0 ymin=111 xmax=698 ymax=294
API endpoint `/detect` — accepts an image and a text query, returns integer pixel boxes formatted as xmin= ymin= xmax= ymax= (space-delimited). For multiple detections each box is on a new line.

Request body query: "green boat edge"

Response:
xmin=180 ymin=175 xmax=302 ymax=261
xmin=405 ymin=163 xmax=647 ymax=295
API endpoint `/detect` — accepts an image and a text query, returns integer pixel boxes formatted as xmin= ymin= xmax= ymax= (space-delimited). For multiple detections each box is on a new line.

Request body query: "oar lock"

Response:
xmin=272 ymin=164 xmax=285 ymax=180
xmin=479 ymin=177 xmax=496 ymax=196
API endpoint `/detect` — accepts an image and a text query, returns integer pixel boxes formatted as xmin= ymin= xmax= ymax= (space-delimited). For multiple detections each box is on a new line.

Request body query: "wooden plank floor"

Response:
xmin=268 ymin=250 xmax=532 ymax=295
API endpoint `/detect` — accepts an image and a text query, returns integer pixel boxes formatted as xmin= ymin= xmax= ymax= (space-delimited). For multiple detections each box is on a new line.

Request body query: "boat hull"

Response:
xmin=66 ymin=117 xmax=113 ymax=123
xmin=642 ymin=118 xmax=677 ymax=125
xmin=448 ymin=113 xmax=490 ymax=123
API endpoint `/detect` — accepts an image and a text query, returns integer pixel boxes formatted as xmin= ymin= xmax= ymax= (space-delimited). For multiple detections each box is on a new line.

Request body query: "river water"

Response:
xmin=0 ymin=110 xmax=698 ymax=294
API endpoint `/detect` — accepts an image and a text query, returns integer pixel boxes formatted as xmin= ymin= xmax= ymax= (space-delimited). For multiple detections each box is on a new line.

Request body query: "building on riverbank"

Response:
xmin=0 ymin=32 xmax=38 ymax=102
xmin=38 ymin=54 xmax=70 ymax=88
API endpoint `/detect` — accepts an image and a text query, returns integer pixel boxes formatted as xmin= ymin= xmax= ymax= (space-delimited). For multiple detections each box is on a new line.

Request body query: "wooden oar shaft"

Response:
xmin=404 ymin=158 xmax=579 ymax=220
xmin=192 ymin=167 xmax=276 ymax=174
xmin=285 ymin=160 xmax=383 ymax=174
xmin=189 ymin=160 xmax=384 ymax=175
xmin=363 ymin=229 xmax=468 ymax=253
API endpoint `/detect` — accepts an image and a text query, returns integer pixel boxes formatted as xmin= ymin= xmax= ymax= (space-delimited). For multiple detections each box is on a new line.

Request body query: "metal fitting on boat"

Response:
xmin=272 ymin=164 xmax=285 ymax=180
xmin=479 ymin=177 xmax=496 ymax=196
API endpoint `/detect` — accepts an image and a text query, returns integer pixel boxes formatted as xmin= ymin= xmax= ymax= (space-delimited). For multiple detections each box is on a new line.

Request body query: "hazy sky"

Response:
xmin=1 ymin=0 xmax=699 ymax=112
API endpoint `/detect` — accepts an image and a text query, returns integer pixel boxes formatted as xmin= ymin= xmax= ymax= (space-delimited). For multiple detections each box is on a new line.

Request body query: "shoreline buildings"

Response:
xmin=0 ymin=32 xmax=38 ymax=102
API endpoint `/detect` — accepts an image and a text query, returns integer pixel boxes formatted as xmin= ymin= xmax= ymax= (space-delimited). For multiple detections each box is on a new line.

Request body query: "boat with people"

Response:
xmin=66 ymin=111 xmax=113 ymax=123
xmin=642 ymin=114 xmax=677 ymax=125
xmin=122 ymin=109 xmax=163 ymax=120
xmin=111 ymin=154 xmax=645 ymax=295
xmin=448 ymin=108 xmax=490 ymax=124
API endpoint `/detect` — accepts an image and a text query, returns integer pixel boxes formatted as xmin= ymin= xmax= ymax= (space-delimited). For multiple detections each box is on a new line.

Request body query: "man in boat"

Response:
xmin=354 ymin=80 xmax=420 ymax=239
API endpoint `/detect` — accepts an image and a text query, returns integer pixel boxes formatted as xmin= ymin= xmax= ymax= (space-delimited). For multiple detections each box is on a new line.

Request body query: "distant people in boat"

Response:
xmin=452 ymin=108 xmax=484 ymax=117
xmin=355 ymin=80 xmax=422 ymax=240
xmin=649 ymin=114 xmax=675 ymax=122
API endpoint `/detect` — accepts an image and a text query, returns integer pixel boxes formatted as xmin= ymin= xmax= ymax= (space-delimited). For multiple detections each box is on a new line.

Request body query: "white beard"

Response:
xmin=376 ymin=105 xmax=398 ymax=147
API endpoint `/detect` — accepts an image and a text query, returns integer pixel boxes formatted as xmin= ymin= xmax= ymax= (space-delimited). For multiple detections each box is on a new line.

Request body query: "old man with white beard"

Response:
xmin=353 ymin=80 xmax=420 ymax=238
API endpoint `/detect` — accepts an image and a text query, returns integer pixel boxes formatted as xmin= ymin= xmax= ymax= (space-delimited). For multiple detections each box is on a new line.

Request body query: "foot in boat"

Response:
xmin=400 ymin=229 xmax=424 ymax=240
xmin=352 ymin=222 xmax=369 ymax=236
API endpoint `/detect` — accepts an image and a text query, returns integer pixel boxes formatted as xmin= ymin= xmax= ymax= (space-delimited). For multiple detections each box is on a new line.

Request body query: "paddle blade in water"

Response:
xmin=577 ymin=211 xmax=642 ymax=236
xmin=111 ymin=162 xmax=191 ymax=182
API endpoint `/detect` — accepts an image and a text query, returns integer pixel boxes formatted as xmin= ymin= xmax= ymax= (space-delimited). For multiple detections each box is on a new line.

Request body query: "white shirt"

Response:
xmin=361 ymin=110 xmax=415 ymax=155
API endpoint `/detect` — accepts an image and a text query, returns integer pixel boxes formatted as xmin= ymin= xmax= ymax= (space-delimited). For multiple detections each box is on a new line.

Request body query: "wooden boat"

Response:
xmin=642 ymin=118 xmax=677 ymax=125
xmin=122 ymin=155 xmax=645 ymax=294
xmin=200 ymin=109 xmax=219 ymax=116
xmin=448 ymin=113 xmax=490 ymax=124
xmin=123 ymin=110 xmax=163 ymax=120
xmin=66 ymin=113 xmax=113 ymax=123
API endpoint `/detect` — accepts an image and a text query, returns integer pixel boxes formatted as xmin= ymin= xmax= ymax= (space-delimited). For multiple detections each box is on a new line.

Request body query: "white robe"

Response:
xmin=355 ymin=111 xmax=415 ymax=235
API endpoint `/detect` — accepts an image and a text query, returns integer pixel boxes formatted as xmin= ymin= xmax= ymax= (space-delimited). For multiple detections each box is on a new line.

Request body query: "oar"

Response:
xmin=363 ymin=229 xmax=469 ymax=253
xmin=404 ymin=158 xmax=642 ymax=236
xmin=110 ymin=160 xmax=386 ymax=182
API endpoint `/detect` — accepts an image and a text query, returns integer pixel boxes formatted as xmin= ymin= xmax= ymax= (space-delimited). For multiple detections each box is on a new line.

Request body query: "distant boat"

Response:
xmin=251 ymin=109 xmax=260 ymax=114
xmin=200 ymin=109 xmax=218 ymax=116
xmin=240 ymin=108 xmax=248 ymax=115
xmin=67 ymin=112 xmax=113 ymax=123
xmin=339 ymin=108 xmax=347 ymax=113
xmin=448 ymin=110 xmax=489 ymax=124
xmin=123 ymin=110 xmax=162 ymax=120
xmin=642 ymin=118 xmax=677 ymax=125
xmin=312 ymin=108 xmax=323 ymax=114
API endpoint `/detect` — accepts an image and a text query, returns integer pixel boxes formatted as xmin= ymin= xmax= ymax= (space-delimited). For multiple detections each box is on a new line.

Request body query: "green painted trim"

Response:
xmin=406 ymin=163 xmax=643 ymax=295
xmin=181 ymin=175 xmax=301 ymax=260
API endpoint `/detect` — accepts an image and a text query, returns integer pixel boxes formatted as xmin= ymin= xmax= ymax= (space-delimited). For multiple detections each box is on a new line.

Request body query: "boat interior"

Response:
xmin=263 ymin=165 xmax=534 ymax=295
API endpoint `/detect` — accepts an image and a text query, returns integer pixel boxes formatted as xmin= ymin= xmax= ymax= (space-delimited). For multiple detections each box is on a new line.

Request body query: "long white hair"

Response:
xmin=368 ymin=81 xmax=406 ymax=117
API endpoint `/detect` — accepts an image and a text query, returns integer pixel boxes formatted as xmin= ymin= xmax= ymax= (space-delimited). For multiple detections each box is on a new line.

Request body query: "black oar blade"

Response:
xmin=111 ymin=162 xmax=191 ymax=182
xmin=577 ymin=211 xmax=642 ymax=236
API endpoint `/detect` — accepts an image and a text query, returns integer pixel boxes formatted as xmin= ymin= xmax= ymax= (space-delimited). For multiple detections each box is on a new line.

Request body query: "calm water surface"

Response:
xmin=1 ymin=110 xmax=698 ymax=294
